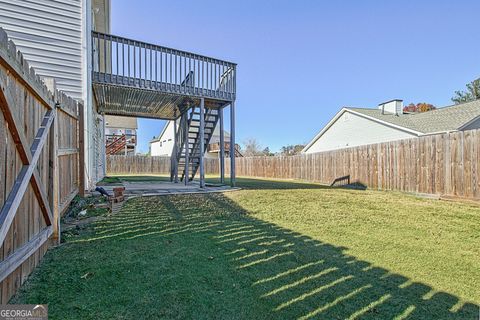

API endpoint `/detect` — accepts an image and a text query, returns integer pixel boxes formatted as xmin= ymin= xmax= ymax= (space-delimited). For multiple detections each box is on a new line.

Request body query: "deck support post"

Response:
xmin=173 ymin=117 xmax=179 ymax=183
xmin=102 ymin=113 xmax=107 ymax=176
xmin=184 ymin=109 xmax=189 ymax=185
xmin=199 ymin=98 xmax=205 ymax=188
xmin=219 ymin=106 xmax=225 ymax=184
xmin=230 ymin=101 xmax=236 ymax=187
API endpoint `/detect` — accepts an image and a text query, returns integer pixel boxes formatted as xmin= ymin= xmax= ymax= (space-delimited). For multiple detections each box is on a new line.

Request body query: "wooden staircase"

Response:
xmin=171 ymin=107 xmax=219 ymax=182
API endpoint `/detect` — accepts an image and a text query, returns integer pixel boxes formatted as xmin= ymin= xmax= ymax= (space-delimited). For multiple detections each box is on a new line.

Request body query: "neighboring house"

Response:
xmin=0 ymin=0 xmax=111 ymax=188
xmin=303 ymin=99 xmax=480 ymax=153
xmin=105 ymin=115 xmax=138 ymax=155
xmin=150 ymin=121 xmax=239 ymax=158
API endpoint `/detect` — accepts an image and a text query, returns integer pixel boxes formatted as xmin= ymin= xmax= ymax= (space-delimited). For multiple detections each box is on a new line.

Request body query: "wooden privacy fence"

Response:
xmin=107 ymin=155 xmax=170 ymax=174
xmin=224 ymin=130 xmax=480 ymax=200
xmin=107 ymin=155 xmax=219 ymax=175
xmin=0 ymin=29 xmax=82 ymax=302
xmin=108 ymin=129 xmax=480 ymax=200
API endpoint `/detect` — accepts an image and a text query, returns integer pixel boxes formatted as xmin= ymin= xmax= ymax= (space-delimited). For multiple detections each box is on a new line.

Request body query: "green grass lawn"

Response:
xmin=97 ymin=175 xmax=171 ymax=185
xmin=13 ymin=177 xmax=480 ymax=319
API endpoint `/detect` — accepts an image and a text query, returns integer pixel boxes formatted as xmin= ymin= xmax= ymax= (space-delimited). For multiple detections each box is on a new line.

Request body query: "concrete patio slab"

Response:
xmin=97 ymin=180 xmax=240 ymax=198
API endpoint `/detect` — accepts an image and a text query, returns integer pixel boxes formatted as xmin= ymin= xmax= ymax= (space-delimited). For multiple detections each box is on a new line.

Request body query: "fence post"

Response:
xmin=49 ymin=103 xmax=60 ymax=244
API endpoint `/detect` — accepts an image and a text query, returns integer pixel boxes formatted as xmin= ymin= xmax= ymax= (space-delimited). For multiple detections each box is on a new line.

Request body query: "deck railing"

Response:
xmin=92 ymin=31 xmax=236 ymax=101
xmin=106 ymin=133 xmax=136 ymax=146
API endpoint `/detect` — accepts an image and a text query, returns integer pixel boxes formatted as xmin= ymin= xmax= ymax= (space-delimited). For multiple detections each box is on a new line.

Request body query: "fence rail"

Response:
xmin=92 ymin=31 xmax=236 ymax=101
xmin=108 ymin=129 xmax=480 ymax=201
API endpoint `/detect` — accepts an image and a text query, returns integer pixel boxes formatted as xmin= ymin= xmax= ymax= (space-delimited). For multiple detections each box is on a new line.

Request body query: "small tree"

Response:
xmin=452 ymin=78 xmax=480 ymax=104
xmin=242 ymin=138 xmax=264 ymax=157
xmin=280 ymin=144 xmax=305 ymax=156
xmin=403 ymin=103 xmax=436 ymax=113
xmin=262 ymin=147 xmax=274 ymax=156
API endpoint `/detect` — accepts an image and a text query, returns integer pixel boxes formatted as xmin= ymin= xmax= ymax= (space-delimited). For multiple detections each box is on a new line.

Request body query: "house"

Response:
xmin=303 ymin=99 xmax=480 ymax=153
xmin=105 ymin=115 xmax=138 ymax=155
xmin=0 ymin=0 xmax=112 ymax=188
xmin=0 ymin=0 xmax=237 ymax=190
xmin=150 ymin=121 xmax=241 ymax=158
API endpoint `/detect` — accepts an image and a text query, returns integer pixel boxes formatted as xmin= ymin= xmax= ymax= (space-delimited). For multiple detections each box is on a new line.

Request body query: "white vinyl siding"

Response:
xmin=305 ymin=111 xmax=416 ymax=153
xmin=151 ymin=121 xmax=176 ymax=157
xmin=0 ymin=0 xmax=84 ymax=99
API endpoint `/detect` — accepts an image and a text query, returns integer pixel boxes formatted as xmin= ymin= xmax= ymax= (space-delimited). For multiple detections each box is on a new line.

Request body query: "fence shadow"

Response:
xmin=206 ymin=177 xmax=339 ymax=190
xmin=81 ymin=193 xmax=478 ymax=319
xmin=330 ymin=175 xmax=367 ymax=190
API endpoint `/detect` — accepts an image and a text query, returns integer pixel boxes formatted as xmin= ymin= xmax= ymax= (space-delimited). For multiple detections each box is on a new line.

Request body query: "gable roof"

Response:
xmin=348 ymin=99 xmax=480 ymax=134
xmin=303 ymin=99 xmax=480 ymax=153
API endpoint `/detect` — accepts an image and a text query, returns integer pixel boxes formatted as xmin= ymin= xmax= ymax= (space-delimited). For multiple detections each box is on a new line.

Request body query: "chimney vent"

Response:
xmin=378 ymin=99 xmax=403 ymax=115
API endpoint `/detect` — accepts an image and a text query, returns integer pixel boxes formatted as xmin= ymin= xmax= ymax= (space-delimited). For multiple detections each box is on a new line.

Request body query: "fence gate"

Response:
xmin=0 ymin=29 xmax=82 ymax=302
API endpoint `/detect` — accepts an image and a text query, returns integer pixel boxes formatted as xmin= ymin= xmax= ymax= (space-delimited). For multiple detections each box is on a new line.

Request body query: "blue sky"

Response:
xmin=112 ymin=0 xmax=480 ymax=153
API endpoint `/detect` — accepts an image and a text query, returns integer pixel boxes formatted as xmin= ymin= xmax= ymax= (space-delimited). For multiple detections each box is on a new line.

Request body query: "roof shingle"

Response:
xmin=347 ymin=99 xmax=480 ymax=134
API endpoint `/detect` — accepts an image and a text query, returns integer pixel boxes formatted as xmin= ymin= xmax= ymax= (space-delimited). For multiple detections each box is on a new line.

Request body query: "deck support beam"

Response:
xmin=219 ymin=107 xmax=225 ymax=184
xmin=199 ymin=98 xmax=205 ymax=188
xmin=230 ymin=101 xmax=236 ymax=187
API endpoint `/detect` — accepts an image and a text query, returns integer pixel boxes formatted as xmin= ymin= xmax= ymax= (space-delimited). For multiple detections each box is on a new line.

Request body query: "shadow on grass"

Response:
xmin=100 ymin=174 xmax=367 ymax=192
xmin=62 ymin=193 xmax=478 ymax=319
xmin=116 ymin=175 xmax=171 ymax=183
xmin=206 ymin=177 xmax=339 ymax=190
xmin=97 ymin=175 xmax=173 ymax=187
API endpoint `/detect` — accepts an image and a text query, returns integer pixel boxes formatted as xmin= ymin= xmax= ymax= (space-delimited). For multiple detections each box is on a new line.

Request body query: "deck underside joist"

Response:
xmin=93 ymin=82 xmax=231 ymax=120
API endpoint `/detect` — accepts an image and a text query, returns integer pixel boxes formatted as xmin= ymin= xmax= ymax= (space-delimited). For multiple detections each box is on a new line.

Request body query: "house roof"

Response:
xmin=303 ymin=99 xmax=480 ymax=152
xmin=347 ymin=99 xmax=480 ymax=134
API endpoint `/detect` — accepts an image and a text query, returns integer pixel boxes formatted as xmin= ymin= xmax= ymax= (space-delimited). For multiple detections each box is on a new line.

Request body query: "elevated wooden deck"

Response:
xmin=92 ymin=32 xmax=236 ymax=119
